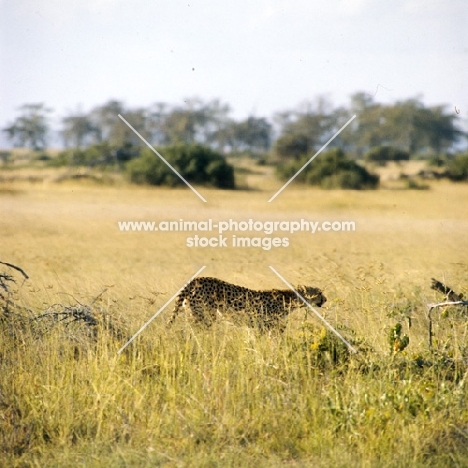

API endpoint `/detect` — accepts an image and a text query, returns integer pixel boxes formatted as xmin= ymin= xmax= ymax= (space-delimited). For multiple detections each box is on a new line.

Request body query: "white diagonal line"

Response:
xmin=118 ymin=114 xmax=207 ymax=203
xmin=269 ymin=266 xmax=357 ymax=354
xmin=117 ymin=266 xmax=206 ymax=355
xmin=268 ymin=114 xmax=356 ymax=202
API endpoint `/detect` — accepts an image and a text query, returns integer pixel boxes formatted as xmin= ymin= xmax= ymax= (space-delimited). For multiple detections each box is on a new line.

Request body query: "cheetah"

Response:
xmin=167 ymin=277 xmax=326 ymax=330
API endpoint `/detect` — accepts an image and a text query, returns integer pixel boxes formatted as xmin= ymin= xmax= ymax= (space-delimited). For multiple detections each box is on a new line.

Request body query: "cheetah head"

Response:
xmin=296 ymin=286 xmax=326 ymax=307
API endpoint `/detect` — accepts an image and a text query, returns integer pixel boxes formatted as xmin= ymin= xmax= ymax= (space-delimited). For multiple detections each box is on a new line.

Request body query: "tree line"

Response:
xmin=3 ymin=93 xmax=466 ymax=159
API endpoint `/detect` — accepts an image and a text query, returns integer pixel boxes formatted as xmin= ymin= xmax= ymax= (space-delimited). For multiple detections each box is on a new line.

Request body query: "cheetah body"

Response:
xmin=167 ymin=277 xmax=326 ymax=329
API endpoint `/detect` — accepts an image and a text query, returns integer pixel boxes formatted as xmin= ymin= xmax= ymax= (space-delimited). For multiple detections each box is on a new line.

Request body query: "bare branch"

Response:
xmin=430 ymin=278 xmax=463 ymax=302
xmin=0 ymin=261 xmax=29 ymax=281
xmin=427 ymin=300 xmax=468 ymax=309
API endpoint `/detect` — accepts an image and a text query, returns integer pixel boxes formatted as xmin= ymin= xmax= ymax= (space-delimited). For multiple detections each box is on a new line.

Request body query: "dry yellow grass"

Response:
xmin=1 ymin=175 xmax=468 ymax=466
xmin=2 ymin=179 xmax=466 ymax=301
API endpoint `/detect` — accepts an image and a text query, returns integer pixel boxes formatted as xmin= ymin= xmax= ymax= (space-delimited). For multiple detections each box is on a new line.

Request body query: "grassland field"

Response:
xmin=1 ymin=161 xmax=468 ymax=467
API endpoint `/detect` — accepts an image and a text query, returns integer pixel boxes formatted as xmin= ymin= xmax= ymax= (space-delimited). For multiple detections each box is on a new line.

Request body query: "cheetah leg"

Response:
xmin=166 ymin=297 xmax=184 ymax=328
xmin=190 ymin=304 xmax=215 ymax=327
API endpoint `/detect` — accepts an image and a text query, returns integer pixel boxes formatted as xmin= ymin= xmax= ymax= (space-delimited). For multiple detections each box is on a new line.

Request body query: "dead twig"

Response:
xmin=32 ymin=288 xmax=125 ymax=341
xmin=0 ymin=261 xmax=29 ymax=316
xmin=0 ymin=261 xmax=29 ymax=281
xmin=427 ymin=278 xmax=467 ymax=349
xmin=34 ymin=304 xmax=98 ymax=326
xmin=431 ymin=278 xmax=463 ymax=302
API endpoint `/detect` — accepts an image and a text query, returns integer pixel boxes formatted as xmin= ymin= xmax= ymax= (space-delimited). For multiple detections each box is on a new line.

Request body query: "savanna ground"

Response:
xmin=1 ymin=161 xmax=468 ymax=467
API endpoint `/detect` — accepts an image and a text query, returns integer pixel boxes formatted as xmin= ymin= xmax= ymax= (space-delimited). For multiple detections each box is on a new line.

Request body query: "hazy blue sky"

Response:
xmin=1 ymin=0 xmax=467 ymax=137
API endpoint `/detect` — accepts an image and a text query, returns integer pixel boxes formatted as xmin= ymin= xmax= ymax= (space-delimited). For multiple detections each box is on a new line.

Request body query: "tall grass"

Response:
xmin=1 ymin=180 xmax=467 ymax=466
xmin=1 ymin=306 xmax=467 ymax=467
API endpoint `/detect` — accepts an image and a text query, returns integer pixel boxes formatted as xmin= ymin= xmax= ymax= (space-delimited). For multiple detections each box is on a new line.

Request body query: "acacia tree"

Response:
xmin=88 ymin=100 xmax=125 ymax=144
xmin=273 ymin=97 xmax=336 ymax=159
xmin=418 ymin=105 xmax=462 ymax=154
xmin=220 ymin=116 xmax=272 ymax=154
xmin=61 ymin=113 xmax=97 ymax=149
xmin=343 ymin=93 xmax=386 ymax=156
xmin=157 ymin=98 xmax=231 ymax=146
xmin=3 ymin=103 xmax=52 ymax=150
xmin=342 ymin=94 xmax=465 ymax=156
xmin=87 ymin=100 xmax=151 ymax=148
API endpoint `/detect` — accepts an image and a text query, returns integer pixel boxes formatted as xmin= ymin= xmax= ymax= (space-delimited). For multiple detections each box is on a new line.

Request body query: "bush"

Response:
xmin=46 ymin=151 xmax=71 ymax=167
xmin=51 ymin=143 xmax=139 ymax=168
xmin=405 ymin=178 xmax=429 ymax=190
xmin=0 ymin=151 xmax=12 ymax=165
xmin=365 ymin=146 xmax=410 ymax=165
xmin=126 ymin=144 xmax=235 ymax=189
xmin=277 ymin=148 xmax=379 ymax=189
xmin=427 ymin=155 xmax=448 ymax=168
xmin=34 ymin=152 xmax=51 ymax=162
xmin=274 ymin=133 xmax=311 ymax=160
xmin=446 ymin=153 xmax=468 ymax=181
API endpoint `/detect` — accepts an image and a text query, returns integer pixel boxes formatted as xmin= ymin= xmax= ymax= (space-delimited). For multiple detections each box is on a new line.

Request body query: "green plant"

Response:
xmin=276 ymin=148 xmax=379 ymax=189
xmin=427 ymin=154 xmax=448 ymax=167
xmin=126 ymin=144 xmax=235 ymax=189
xmin=365 ymin=145 xmax=410 ymax=165
xmin=446 ymin=153 xmax=468 ymax=181
xmin=0 ymin=151 xmax=12 ymax=165
xmin=287 ymin=323 xmax=353 ymax=372
xmin=405 ymin=178 xmax=429 ymax=190
xmin=388 ymin=323 xmax=410 ymax=354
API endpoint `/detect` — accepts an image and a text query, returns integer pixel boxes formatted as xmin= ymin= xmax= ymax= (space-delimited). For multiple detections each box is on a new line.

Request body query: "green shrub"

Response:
xmin=365 ymin=146 xmax=410 ymax=165
xmin=34 ymin=152 xmax=52 ymax=161
xmin=405 ymin=178 xmax=429 ymax=190
xmin=0 ymin=151 xmax=12 ymax=165
xmin=46 ymin=151 xmax=71 ymax=167
xmin=277 ymin=148 xmax=379 ymax=189
xmin=290 ymin=324 xmax=352 ymax=369
xmin=127 ymin=144 xmax=235 ymax=189
xmin=50 ymin=143 xmax=139 ymax=168
xmin=53 ymin=144 xmax=109 ymax=167
xmin=274 ymin=133 xmax=311 ymax=160
xmin=446 ymin=153 xmax=468 ymax=181
xmin=427 ymin=155 xmax=448 ymax=167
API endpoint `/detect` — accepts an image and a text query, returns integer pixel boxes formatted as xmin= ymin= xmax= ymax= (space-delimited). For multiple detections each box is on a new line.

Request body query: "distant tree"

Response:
xmin=87 ymin=101 xmax=151 ymax=153
xmin=345 ymin=93 xmax=386 ymax=156
xmin=223 ymin=116 xmax=272 ymax=154
xmin=347 ymin=94 xmax=463 ymax=156
xmin=145 ymin=102 xmax=170 ymax=145
xmin=158 ymin=98 xmax=231 ymax=146
xmin=418 ymin=105 xmax=462 ymax=154
xmin=380 ymin=100 xmax=463 ymax=154
xmin=61 ymin=113 xmax=97 ymax=149
xmin=328 ymin=105 xmax=356 ymax=152
xmin=273 ymin=97 xmax=336 ymax=159
xmin=115 ymin=108 xmax=150 ymax=147
xmin=3 ymin=103 xmax=52 ymax=150
xmin=381 ymin=99 xmax=428 ymax=153
xmin=89 ymin=100 xmax=125 ymax=143
xmin=201 ymin=99 xmax=232 ymax=149
xmin=159 ymin=102 xmax=204 ymax=144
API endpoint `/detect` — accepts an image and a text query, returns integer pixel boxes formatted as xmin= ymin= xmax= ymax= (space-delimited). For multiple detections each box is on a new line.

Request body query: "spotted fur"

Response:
xmin=167 ymin=277 xmax=326 ymax=330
